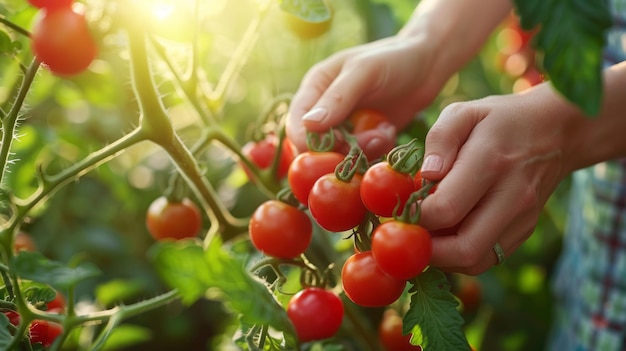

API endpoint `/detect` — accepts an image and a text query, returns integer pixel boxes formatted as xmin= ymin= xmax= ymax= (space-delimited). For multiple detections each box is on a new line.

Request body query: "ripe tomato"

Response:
xmin=361 ymin=162 xmax=415 ymax=217
xmin=14 ymin=231 xmax=37 ymax=252
xmin=241 ymin=134 xmax=296 ymax=180
xmin=413 ymin=170 xmax=437 ymax=195
xmin=146 ymin=197 xmax=202 ymax=241
xmin=248 ymin=200 xmax=312 ymax=259
xmin=308 ymin=173 xmax=367 ymax=232
xmin=46 ymin=291 xmax=66 ymax=312
xmin=4 ymin=311 xmax=21 ymax=326
xmin=287 ymin=287 xmax=344 ymax=342
xmin=371 ymin=221 xmax=432 ymax=280
xmin=29 ymin=320 xmax=63 ymax=347
xmin=31 ymin=7 xmax=98 ymax=76
xmin=282 ymin=7 xmax=332 ymax=40
xmin=287 ymin=151 xmax=344 ymax=206
xmin=349 ymin=109 xmax=389 ymax=134
xmin=341 ymin=251 xmax=406 ymax=307
xmin=379 ymin=309 xmax=421 ymax=351
xmin=27 ymin=0 xmax=73 ymax=10
xmin=452 ymin=274 xmax=483 ymax=315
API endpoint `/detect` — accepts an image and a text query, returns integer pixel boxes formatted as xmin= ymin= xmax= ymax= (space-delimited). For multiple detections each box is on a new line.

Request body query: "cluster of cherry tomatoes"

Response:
xmin=29 ymin=0 xmax=98 ymax=76
xmin=494 ymin=12 xmax=543 ymax=92
xmin=244 ymin=109 xmax=435 ymax=345
xmin=2 ymin=285 xmax=65 ymax=348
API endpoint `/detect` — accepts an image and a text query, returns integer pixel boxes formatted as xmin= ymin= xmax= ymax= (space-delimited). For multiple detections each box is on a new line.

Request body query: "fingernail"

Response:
xmin=302 ymin=107 xmax=328 ymax=123
xmin=421 ymin=154 xmax=443 ymax=173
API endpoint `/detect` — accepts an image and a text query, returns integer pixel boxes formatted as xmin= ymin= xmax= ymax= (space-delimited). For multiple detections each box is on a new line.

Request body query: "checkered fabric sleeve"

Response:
xmin=548 ymin=1 xmax=626 ymax=350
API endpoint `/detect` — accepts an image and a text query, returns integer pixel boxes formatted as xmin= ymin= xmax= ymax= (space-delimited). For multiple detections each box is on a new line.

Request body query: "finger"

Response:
xmin=287 ymin=56 xmax=347 ymax=152
xmin=420 ymin=102 xmax=485 ymax=180
xmin=353 ymin=122 xmax=397 ymax=160
xmin=428 ymin=179 xmax=538 ymax=274
xmin=300 ymin=54 xmax=395 ymax=133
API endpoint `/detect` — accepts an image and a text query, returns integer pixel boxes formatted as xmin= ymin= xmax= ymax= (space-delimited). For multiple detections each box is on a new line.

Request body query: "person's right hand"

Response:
xmin=286 ymin=34 xmax=445 ymax=158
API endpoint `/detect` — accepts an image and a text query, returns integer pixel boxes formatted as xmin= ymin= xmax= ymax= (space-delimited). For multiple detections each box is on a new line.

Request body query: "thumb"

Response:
xmin=420 ymin=103 xmax=481 ymax=180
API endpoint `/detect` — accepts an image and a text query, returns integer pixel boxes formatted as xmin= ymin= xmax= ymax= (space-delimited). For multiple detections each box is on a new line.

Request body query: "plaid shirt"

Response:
xmin=548 ymin=2 xmax=626 ymax=349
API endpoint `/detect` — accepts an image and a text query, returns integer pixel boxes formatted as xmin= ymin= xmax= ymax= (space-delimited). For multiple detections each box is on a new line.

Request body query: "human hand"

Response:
xmin=418 ymin=84 xmax=581 ymax=275
xmin=286 ymin=35 xmax=443 ymax=159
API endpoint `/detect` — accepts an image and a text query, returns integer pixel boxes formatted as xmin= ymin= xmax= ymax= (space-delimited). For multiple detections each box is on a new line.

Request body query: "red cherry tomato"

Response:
xmin=241 ymin=134 xmax=296 ymax=180
xmin=4 ymin=310 xmax=21 ymax=326
xmin=31 ymin=7 xmax=98 ymax=76
xmin=14 ymin=231 xmax=37 ymax=252
xmin=46 ymin=291 xmax=66 ymax=312
xmin=287 ymin=151 xmax=344 ymax=206
xmin=287 ymin=287 xmax=344 ymax=342
xmin=341 ymin=251 xmax=406 ymax=307
xmin=379 ymin=309 xmax=421 ymax=351
xmin=29 ymin=320 xmax=63 ymax=347
xmin=371 ymin=220 xmax=432 ymax=280
xmin=308 ymin=173 xmax=367 ymax=232
xmin=348 ymin=109 xmax=389 ymax=134
xmin=248 ymin=200 xmax=312 ymax=259
xmin=27 ymin=0 xmax=73 ymax=10
xmin=361 ymin=162 xmax=415 ymax=217
xmin=413 ymin=170 xmax=437 ymax=195
xmin=146 ymin=197 xmax=202 ymax=241
xmin=452 ymin=274 xmax=483 ymax=314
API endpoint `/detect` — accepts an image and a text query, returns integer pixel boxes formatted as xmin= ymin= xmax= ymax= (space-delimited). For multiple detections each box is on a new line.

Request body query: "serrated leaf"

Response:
xmin=513 ymin=0 xmax=612 ymax=116
xmin=403 ymin=268 xmax=470 ymax=351
xmin=150 ymin=238 xmax=296 ymax=347
xmin=280 ymin=0 xmax=331 ymax=22
xmin=11 ymin=251 xmax=100 ymax=291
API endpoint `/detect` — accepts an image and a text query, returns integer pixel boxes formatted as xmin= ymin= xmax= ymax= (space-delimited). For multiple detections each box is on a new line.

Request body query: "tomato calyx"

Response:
xmin=386 ymin=138 xmax=422 ymax=175
xmin=334 ymin=147 xmax=368 ymax=183
xmin=249 ymin=255 xmax=334 ymax=293
xmin=306 ymin=129 xmax=336 ymax=152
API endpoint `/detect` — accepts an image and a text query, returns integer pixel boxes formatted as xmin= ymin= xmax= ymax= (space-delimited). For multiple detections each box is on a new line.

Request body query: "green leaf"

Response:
xmin=95 ymin=279 xmax=146 ymax=307
xmin=280 ymin=0 xmax=331 ymax=22
xmin=150 ymin=238 xmax=296 ymax=345
xmin=11 ymin=251 xmax=101 ymax=291
xmin=403 ymin=268 xmax=470 ymax=351
xmin=513 ymin=0 xmax=612 ymax=116
xmin=0 ymin=314 xmax=12 ymax=350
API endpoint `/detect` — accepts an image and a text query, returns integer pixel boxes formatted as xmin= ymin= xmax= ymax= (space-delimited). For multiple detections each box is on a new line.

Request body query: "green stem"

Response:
xmin=2 ymin=128 xmax=147 ymax=242
xmin=0 ymin=59 xmax=39 ymax=189
xmin=0 ymin=16 xmax=30 ymax=37
xmin=126 ymin=27 xmax=248 ymax=241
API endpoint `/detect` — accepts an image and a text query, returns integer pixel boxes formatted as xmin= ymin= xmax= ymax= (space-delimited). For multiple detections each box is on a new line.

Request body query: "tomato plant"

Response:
xmin=287 ymin=287 xmax=344 ymax=342
xmin=29 ymin=320 xmax=63 ymax=347
xmin=361 ymin=161 xmax=415 ymax=217
xmin=45 ymin=291 xmax=66 ymax=313
xmin=341 ymin=251 xmax=406 ymax=307
xmin=379 ymin=309 xmax=421 ymax=351
xmin=248 ymin=200 xmax=312 ymax=259
xmin=371 ymin=220 xmax=432 ymax=280
xmin=146 ymin=197 xmax=202 ymax=241
xmin=241 ymin=134 xmax=296 ymax=181
xmin=287 ymin=151 xmax=345 ymax=206
xmin=308 ymin=173 xmax=367 ymax=232
xmin=30 ymin=7 xmax=97 ymax=76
